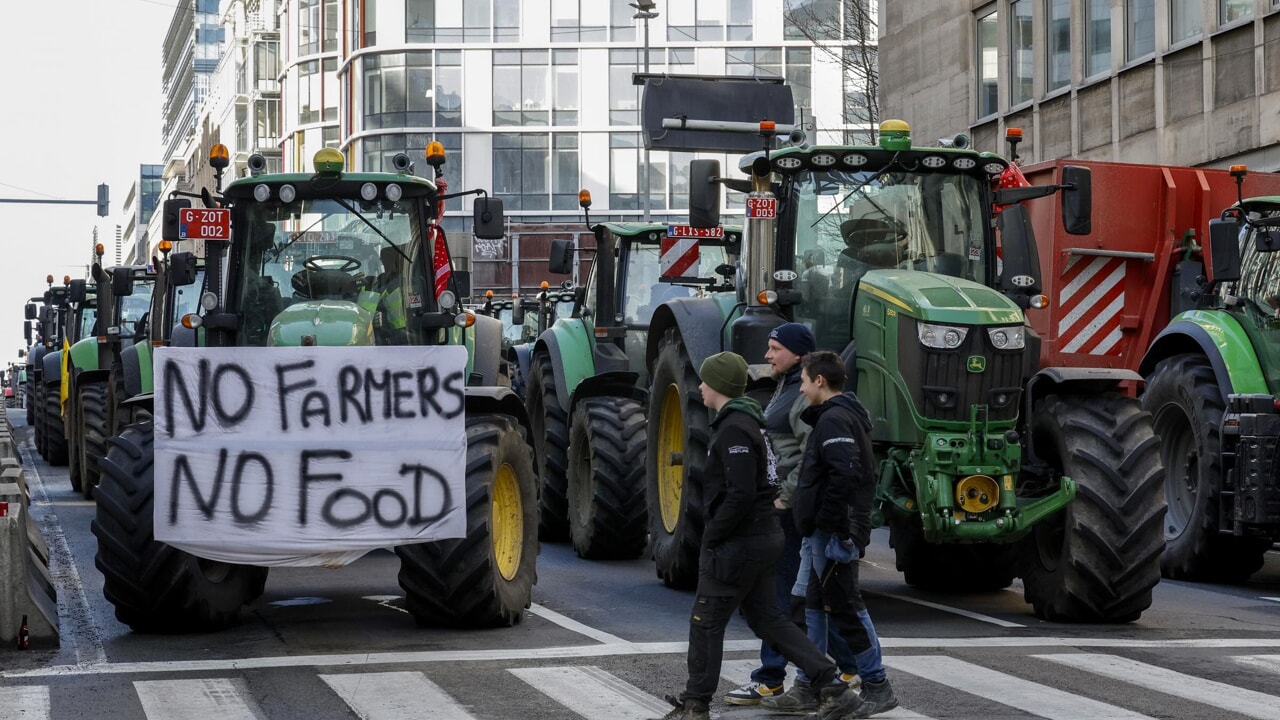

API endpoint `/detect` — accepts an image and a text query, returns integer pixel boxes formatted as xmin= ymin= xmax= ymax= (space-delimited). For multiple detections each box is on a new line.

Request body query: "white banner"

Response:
xmin=153 ymin=346 xmax=468 ymax=567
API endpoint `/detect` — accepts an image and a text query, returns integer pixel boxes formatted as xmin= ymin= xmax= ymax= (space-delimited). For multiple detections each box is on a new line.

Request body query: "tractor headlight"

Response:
xmin=438 ymin=289 xmax=458 ymax=310
xmin=987 ymin=326 xmax=1025 ymax=349
xmin=918 ymin=323 xmax=968 ymax=349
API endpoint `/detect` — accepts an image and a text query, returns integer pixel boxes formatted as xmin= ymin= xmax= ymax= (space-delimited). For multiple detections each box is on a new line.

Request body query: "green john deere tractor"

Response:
xmin=1140 ymin=175 xmax=1280 ymax=582
xmin=91 ymin=143 xmax=537 ymax=632
xmin=646 ymin=119 xmax=1165 ymax=622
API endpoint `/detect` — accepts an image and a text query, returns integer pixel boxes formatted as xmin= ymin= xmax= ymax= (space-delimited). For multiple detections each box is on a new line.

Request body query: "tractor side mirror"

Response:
xmin=24 ymin=321 xmax=31 ymax=345
xmin=689 ymin=159 xmax=722 ymax=229
xmin=1253 ymin=227 xmax=1280 ymax=253
xmin=1060 ymin=165 xmax=1092 ymax=236
xmin=111 ymin=266 xmax=135 ymax=297
xmin=169 ymin=252 xmax=199 ymax=287
xmin=68 ymin=279 xmax=87 ymax=305
xmin=453 ymin=270 xmax=472 ymax=300
xmin=997 ymin=204 xmax=1043 ymax=296
xmin=548 ymin=239 xmax=575 ymax=275
xmin=511 ymin=300 xmax=525 ymax=326
xmin=1205 ymin=218 xmax=1243 ymax=284
xmin=161 ymin=198 xmax=192 ymax=243
xmin=25 ymin=303 xmax=36 ymax=320
xmin=473 ymin=197 xmax=505 ymax=240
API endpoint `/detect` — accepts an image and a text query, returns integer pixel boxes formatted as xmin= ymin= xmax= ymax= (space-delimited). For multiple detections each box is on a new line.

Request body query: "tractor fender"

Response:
xmin=42 ymin=350 xmax=62 ymax=387
xmin=119 ymin=392 xmax=153 ymax=415
xmin=510 ymin=342 xmax=533 ymax=388
xmin=568 ymin=371 xmax=645 ymax=417
xmin=68 ymin=338 xmax=100 ymax=375
xmin=644 ymin=296 xmax=732 ymax=381
xmin=532 ymin=319 xmax=596 ymax=414
xmin=73 ymin=368 xmax=109 ymax=397
xmin=464 ymin=386 xmax=531 ymax=432
xmin=1026 ymin=366 xmax=1143 ymax=410
xmin=121 ymin=342 xmax=152 ymax=398
xmin=467 ymin=313 xmax=504 ymax=386
xmin=1137 ymin=315 xmax=1270 ymax=400
xmin=28 ymin=346 xmax=48 ymax=381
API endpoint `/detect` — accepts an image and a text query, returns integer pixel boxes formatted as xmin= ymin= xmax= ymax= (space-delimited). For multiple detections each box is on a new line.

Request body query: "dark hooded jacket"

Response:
xmin=700 ymin=396 xmax=780 ymax=548
xmin=792 ymin=392 xmax=876 ymax=552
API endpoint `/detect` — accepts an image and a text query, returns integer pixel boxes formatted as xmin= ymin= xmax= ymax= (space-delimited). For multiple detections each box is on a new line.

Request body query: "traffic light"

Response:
xmin=96 ymin=183 xmax=109 ymax=217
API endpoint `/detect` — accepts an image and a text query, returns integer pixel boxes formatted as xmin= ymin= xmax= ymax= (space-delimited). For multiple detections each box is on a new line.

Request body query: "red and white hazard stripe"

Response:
xmin=1057 ymin=255 xmax=1126 ymax=355
xmin=660 ymin=236 xmax=700 ymax=279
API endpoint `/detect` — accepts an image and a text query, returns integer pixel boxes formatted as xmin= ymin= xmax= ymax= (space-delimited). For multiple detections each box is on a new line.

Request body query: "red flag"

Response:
xmin=432 ymin=227 xmax=452 ymax=299
xmin=993 ymin=163 xmax=1031 ymax=214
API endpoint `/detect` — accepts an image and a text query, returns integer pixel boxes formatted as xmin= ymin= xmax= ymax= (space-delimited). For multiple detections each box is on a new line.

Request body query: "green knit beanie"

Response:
xmin=700 ymin=351 xmax=748 ymax=398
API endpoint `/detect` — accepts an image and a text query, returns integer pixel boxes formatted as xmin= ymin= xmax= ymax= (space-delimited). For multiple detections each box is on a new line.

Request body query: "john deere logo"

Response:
xmin=967 ymin=356 xmax=986 ymax=373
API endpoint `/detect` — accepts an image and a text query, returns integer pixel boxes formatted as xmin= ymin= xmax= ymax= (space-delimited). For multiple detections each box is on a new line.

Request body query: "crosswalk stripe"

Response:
xmin=133 ymin=678 xmax=261 ymax=720
xmin=886 ymin=655 xmax=1153 ymax=719
xmin=1232 ymin=654 xmax=1280 ymax=674
xmin=321 ymin=671 xmax=476 ymax=720
xmin=510 ymin=665 xmax=671 ymax=719
xmin=0 ymin=685 xmax=50 ymax=720
xmin=1038 ymin=653 xmax=1280 ymax=720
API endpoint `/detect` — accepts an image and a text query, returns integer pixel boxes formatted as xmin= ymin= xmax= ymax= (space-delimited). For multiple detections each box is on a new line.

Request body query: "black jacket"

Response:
xmin=700 ymin=396 xmax=779 ymax=548
xmin=792 ymin=392 xmax=876 ymax=551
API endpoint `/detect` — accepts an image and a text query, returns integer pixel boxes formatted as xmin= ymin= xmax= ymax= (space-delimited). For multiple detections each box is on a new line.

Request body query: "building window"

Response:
xmin=787 ymin=47 xmax=813 ymax=119
xmin=553 ymin=50 xmax=579 ymax=126
xmin=254 ymin=98 xmax=279 ymax=148
xmin=1046 ymin=0 xmax=1070 ymax=92
xmin=1010 ymin=0 xmax=1033 ymax=106
xmin=299 ymin=60 xmax=321 ymax=124
xmin=323 ymin=0 xmax=338 ymax=52
xmin=1220 ymin=0 xmax=1252 ymax=25
xmin=362 ymin=0 xmax=377 ymax=45
xmin=494 ymin=134 xmax=550 ymax=211
xmin=783 ymin=0 xmax=839 ymax=41
xmin=669 ymin=0 xmax=730 ymax=42
xmin=553 ymin=135 xmax=580 ymax=210
xmin=494 ymin=50 xmax=550 ymax=127
xmin=322 ymin=126 xmax=340 ymax=148
xmin=1085 ymin=0 xmax=1111 ymax=78
xmin=299 ymin=0 xmax=320 ymax=55
xmin=610 ymin=49 xmax=642 ymax=125
xmin=977 ymin=7 xmax=998 ymax=118
xmin=1126 ymin=0 xmax=1154 ymax=61
xmin=550 ymin=0 xmax=607 ymax=41
xmin=363 ymin=133 xmax=465 ymax=217
xmin=323 ymin=58 xmax=338 ymax=122
xmin=610 ymin=133 xmax=641 ymax=209
xmin=727 ymin=47 xmax=782 ymax=78
xmin=1170 ymin=0 xmax=1201 ymax=44
xmin=610 ymin=0 xmax=636 ymax=42
xmin=364 ymin=51 xmax=462 ymax=130
xmin=407 ymin=0 xmax=518 ymax=43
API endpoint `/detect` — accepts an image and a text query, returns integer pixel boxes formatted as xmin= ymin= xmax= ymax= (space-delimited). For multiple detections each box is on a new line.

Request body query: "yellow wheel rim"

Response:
xmin=491 ymin=462 xmax=523 ymax=581
xmin=657 ymin=384 xmax=685 ymax=534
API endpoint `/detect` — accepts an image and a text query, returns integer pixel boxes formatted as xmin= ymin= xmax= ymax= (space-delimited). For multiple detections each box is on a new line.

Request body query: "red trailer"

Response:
xmin=1019 ymin=159 xmax=1280 ymax=374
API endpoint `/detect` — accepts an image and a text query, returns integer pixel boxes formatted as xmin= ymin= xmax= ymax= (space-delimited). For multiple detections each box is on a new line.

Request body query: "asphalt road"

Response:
xmin=2 ymin=411 xmax=1279 ymax=720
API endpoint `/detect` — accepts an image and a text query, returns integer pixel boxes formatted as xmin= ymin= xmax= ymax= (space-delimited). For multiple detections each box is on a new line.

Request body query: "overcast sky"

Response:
xmin=1 ymin=0 xmax=174 ymax=364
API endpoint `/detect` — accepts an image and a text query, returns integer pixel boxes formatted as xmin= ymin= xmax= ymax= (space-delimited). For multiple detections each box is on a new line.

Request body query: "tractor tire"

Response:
xmin=45 ymin=386 xmax=69 ymax=468
xmin=567 ymin=396 xmax=648 ymax=560
xmin=1019 ymin=393 xmax=1166 ymax=623
xmin=91 ymin=420 xmax=268 ymax=632
xmin=67 ymin=387 xmax=83 ymax=490
xmin=33 ymin=383 xmax=46 ymax=459
xmin=1143 ymin=354 xmax=1272 ymax=582
xmin=25 ymin=388 xmax=35 ymax=426
xmin=644 ymin=328 xmax=708 ymax=589
xmin=80 ymin=382 xmax=109 ymax=499
xmin=889 ymin=515 xmax=1016 ymax=592
xmin=106 ymin=358 xmax=130 ymax=439
xmin=526 ymin=352 xmax=570 ymax=540
xmin=397 ymin=413 xmax=538 ymax=627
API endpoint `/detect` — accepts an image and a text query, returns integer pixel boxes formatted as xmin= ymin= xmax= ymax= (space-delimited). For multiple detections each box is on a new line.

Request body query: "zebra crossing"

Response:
xmin=1 ymin=652 xmax=1278 ymax=719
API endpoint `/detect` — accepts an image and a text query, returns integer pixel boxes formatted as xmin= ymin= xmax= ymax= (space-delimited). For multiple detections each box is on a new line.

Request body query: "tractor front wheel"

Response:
xmin=527 ymin=352 xmax=570 ymax=540
xmin=567 ymin=396 xmax=647 ymax=559
xmin=80 ymin=382 xmax=109 ymax=499
xmin=889 ymin=515 xmax=1016 ymax=592
xmin=91 ymin=420 xmax=268 ymax=632
xmin=397 ymin=413 xmax=538 ymax=627
xmin=45 ymin=386 xmax=68 ymax=468
xmin=1019 ymin=394 xmax=1165 ymax=623
xmin=644 ymin=328 xmax=707 ymax=589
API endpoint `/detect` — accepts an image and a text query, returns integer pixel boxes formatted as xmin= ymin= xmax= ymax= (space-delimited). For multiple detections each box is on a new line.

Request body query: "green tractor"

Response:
xmin=91 ymin=144 xmax=538 ymax=632
xmin=647 ymin=120 xmax=1165 ymax=622
xmin=520 ymin=199 xmax=738 ymax=559
xmin=1140 ymin=177 xmax=1280 ymax=582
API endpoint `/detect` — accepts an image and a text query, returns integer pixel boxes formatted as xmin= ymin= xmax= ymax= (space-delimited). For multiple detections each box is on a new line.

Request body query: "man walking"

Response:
xmin=792 ymin=350 xmax=897 ymax=718
xmin=654 ymin=351 xmax=863 ymax=720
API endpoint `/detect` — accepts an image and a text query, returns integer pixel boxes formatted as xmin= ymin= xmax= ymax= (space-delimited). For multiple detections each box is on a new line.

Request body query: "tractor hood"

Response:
xmin=268 ymin=299 xmax=375 ymax=346
xmin=859 ymin=270 xmax=1024 ymax=326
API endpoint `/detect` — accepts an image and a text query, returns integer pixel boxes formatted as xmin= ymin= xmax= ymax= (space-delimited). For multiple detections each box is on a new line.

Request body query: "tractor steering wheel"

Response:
xmin=304 ymin=255 xmax=362 ymax=273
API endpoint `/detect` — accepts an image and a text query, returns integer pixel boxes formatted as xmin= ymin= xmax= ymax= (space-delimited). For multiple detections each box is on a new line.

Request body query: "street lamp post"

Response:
xmin=631 ymin=0 xmax=658 ymax=222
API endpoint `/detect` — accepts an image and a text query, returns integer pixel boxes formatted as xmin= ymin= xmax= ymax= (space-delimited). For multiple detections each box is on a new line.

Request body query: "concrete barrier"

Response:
xmin=0 ymin=406 xmax=59 ymax=648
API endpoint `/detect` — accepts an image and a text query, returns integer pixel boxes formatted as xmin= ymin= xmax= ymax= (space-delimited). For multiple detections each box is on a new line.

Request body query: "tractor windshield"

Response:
xmin=77 ymin=307 xmax=97 ymax=341
xmin=233 ymin=198 xmax=430 ymax=346
xmin=622 ymin=244 xmax=729 ymax=325
xmin=1233 ymin=208 xmax=1280 ymax=318
xmin=120 ymin=280 xmax=154 ymax=339
xmin=789 ymin=169 xmax=989 ymax=344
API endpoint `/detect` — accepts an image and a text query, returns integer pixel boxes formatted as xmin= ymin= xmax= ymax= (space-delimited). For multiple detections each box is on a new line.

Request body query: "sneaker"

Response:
xmin=840 ymin=672 xmax=863 ymax=691
xmin=724 ymin=681 xmax=784 ymax=706
xmin=849 ymin=678 xmax=898 ymax=718
xmin=653 ymin=695 xmax=711 ymax=720
xmin=760 ymin=681 xmax=818 ymax=714
xmin=817 ymin=683 xmax=870 ymax=720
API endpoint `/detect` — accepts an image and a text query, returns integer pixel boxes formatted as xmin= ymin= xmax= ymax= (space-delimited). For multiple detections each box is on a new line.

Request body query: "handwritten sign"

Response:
xmin=153 ymin=346 xmax=468 ymax=567
xmin=178 ymin=208 xmax=231 ymax=241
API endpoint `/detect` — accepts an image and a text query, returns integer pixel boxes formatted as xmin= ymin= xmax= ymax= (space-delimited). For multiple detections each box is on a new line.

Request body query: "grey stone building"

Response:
xmin=881 ymin=1 xmax=1280 ymax=170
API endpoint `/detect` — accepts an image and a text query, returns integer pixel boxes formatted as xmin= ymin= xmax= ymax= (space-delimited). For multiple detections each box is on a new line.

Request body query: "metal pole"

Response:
xmin=642 ymin=16 xmax=651 ymax=223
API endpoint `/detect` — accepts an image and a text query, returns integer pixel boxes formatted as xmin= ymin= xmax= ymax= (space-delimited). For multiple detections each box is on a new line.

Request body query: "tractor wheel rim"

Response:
xmin=658 ymin=384 xmax=684 ymax=534
xmin=492 ymin=461 xmax=523 ymax=581
xmin=1158 ymin=407 xmax=1195 ymax=541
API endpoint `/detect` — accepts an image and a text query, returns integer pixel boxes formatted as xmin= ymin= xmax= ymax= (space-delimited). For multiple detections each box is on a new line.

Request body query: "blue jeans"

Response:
xmin=798 ymin=529 xmax=886 ymax=684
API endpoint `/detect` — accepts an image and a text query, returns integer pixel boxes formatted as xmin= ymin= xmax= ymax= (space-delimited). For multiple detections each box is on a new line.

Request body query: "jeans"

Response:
xmin=750 ymin=510 xmax=802 ymax=687
xmin=800 ymin=529 xmax=887 ymax=684
xmin=682 ymin=530 xmax=840 ymax=706
xmin=789 ymin=535 xmax=861 ymax=682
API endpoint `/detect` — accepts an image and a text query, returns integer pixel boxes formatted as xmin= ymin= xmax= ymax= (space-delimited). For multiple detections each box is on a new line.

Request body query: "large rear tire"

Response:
xmin=34 ymin=383 xmax=46 ymax=459
xmin=644 ymin=328 xmax=707 ymax=589
xmin=1143 ymin=353 xmax=1271 ymax=581
xmin=526 ymin=352 xmax=570 ymax=540
xmin=80 ymin=382 xmax=109 ymax=499
xmin=45 ymin=386 xmax=68 ymax=468
xmin=889 ymin=515 xmax=1016 ymax=592
xmin=1020 ymin=394 xmax=1166 ymax=623
xmin=567 ymin=396 xmax=647 ymax=560
xmin=397 ymin=413 xmax=538 ymax=627
xmin=91 ymin=420 xmax=268 ymax=632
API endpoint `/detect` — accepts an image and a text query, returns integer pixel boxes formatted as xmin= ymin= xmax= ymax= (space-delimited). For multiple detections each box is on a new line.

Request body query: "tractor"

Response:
xmin=646 ymin=119 xmax=1165 ymax=622
xmin=91 ymin=143 xmax=538 ymax=632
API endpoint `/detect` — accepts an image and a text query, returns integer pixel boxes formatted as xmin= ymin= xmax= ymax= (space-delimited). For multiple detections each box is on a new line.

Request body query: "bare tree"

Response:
xmin=782 ymin=0 xmax=879 ymax=142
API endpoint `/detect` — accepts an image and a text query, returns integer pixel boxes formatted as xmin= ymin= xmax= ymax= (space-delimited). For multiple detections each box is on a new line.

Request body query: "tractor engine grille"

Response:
xmin=899 ymin=318 xmax=1023 ymax=424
